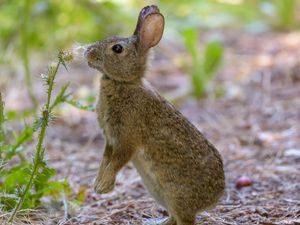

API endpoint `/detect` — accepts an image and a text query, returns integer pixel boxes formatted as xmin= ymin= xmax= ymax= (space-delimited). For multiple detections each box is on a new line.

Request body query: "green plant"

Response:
xmin=21 ymin=0 xmax=38 ymax=109
xmin=218 ymin=0 xmax=299 ymax=31
xmin=182 ymin=28 xmax=223 ymax=98
xmin=0 ymin=1 xmax=134 ymax=60
xmin=64 ymin=97 xmax=95 ymax=112
xmin=0 ymin=52 xmax=72 ymax=222
xmin=0 ymin=0 xmax=137 ymax=112
xmin=272 ymin=0 xmax=297 ymax=30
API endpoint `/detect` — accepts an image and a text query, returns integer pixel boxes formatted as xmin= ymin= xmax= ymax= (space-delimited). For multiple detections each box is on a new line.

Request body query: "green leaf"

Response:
xmin=76 ymin=186 xmax=87 ymax=204
xmin=49 ymin=83 xmax=70 ymax=111
xmin=4 ymin=126 xmax=34 ymax=160
xmin=13 ymin=126 xmax=34 ymax=149
xmin=0 ymin=193 xmax=19 ymax=211
xmin=274 ymin=0 xmax=296 ymax=29
xmin=64 ymin=99 xmax=95 ymax=112
xmin=4 ymin=146 xmax=26 ymax=161
xmin=1 ymin=164 xmax=31 ymax=193
xmin=86 ymin=93 xmax=96 ymax=103
xmin=33 ymin=165 xmax=56 ymax=198
xmin=6 ymin=110 xmax=17 ymax=120
xmin=203 ymin=41 xmax=223 ymax=77
xmin=5 ymin=109 xmax=35 ymax=121
xmin=191 ymin=71 xmax=205 ymax=98
xmin=0 ymin=159 xmax=6 ymax=176
xmin=42 ymin=180 xmax=70 ymax=198
xmin=182 ymin=28 xmax=199 ymax=63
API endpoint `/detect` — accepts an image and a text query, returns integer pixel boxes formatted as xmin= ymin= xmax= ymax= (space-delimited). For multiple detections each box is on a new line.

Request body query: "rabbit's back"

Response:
xmin=135 ymin=84 xmax=224 ymax=210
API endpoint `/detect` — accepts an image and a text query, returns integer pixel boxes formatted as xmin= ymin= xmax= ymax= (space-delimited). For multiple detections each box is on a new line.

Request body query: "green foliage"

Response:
xmin=50 ymin=83 xmax=70 ymax=111
xmin=64 ymin=98 xmax=95 ymax=112
xmin=2 ymin=125 xmax=34 ymax=161
xmin=272 ymin=0 xmax=297 ymax=30
xmin=0 ymin=52 xmax=72 ymax=222
xmin=157 ymin=0 xmax=299 ymax=32
xmin=0 ymin=0 xmax=299 ymax=64
xmin=182 ymin=28 xmax=198 ymax=63
xmin=203 ymin=41 xmax=223 ymax=78
xmin=182 ymin=28 xmax=223 ymax=98
xmin=21 ymin=0 xmax=38 ymax=108
xmin=0 ymin=0 xmax=136 ymax=111
xmin=1 ymin=0 xmax=298 ymax=107
xmin=0 ymin=1 xmax=134 ymax=58
xmin=212 ymin=0 xmax=299 ymax=31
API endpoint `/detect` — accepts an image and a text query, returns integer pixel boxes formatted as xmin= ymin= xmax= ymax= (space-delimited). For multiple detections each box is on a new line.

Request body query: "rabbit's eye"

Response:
xmin=112 ymin=44 xmax=123 ymax=54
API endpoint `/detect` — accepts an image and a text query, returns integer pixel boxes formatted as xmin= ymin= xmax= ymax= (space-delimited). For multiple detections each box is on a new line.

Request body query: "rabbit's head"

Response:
xmin=85 ymin=5 xmax=164 ymax=82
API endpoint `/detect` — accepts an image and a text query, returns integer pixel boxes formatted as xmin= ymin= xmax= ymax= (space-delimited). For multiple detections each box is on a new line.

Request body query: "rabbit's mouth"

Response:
xmin=87 ymin=61 xmax=97 ymax=69
xmin=87 ymin=60 xmax=107 ymax=75
xmin=88 ymin=61 xmax=104 ymax=72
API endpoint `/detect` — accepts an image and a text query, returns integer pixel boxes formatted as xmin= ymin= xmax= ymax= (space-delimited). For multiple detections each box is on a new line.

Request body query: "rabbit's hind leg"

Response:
xmin=176 ymin=219 xmax=195 ymax=225
xmin=167 ymin=205 xmax=196 ymax=225
xmin=174 ymin=214 xmax=195 ymax=225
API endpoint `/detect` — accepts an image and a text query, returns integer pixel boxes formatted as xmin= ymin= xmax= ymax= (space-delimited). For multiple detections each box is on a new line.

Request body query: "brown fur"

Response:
xmin=85 ymin=5 xmax=225 ymax=225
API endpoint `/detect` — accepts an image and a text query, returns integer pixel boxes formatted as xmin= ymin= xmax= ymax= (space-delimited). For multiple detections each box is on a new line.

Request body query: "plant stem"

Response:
xmin=21 ymin=0 xmax=38 ymax=109
xmin=46 ymin=61 xmax=61 ymax=110
xmin=8 ymin=111 xmax=48 ymax=223
xmin=8 ymin=57 xmax=63 ymax=223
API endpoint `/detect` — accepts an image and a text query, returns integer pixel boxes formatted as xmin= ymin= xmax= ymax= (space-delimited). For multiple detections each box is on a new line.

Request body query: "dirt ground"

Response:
xmin=2 ymin=30 xmax=300 ymax=225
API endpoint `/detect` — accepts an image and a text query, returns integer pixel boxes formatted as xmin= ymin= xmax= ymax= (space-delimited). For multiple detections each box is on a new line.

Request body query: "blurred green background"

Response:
xmin=1 ymin=0 xmax=299 ymax=64
xmin=0 ymin=0 xmax=299 ymax=101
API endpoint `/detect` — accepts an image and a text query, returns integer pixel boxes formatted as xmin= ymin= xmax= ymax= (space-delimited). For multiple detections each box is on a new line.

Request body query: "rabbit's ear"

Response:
xmin=134 ymin=6 xmax=164 ymax=53
xmin=138 ymin=13 xmax=164 ymax=53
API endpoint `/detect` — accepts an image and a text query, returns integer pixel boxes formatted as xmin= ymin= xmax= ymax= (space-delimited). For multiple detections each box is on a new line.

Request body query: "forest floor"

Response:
xmin=1 ymin=30 xmax=300 ymax=225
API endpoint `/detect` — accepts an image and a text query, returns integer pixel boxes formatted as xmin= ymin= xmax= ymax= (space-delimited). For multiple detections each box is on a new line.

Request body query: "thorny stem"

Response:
xmin=46 ymin=61 xmax=61 ymax=110
xmin=8 ymin=55 xmax=63 ymax=223
xmin=8 ymin=111 xmax=48 ymax=223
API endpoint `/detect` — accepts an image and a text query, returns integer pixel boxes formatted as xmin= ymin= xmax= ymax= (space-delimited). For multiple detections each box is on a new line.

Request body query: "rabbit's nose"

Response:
xmin=85 ymin=47 xmax=97 ymax=61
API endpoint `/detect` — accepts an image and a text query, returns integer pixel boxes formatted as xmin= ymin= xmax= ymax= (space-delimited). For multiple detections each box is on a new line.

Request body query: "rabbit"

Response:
xmin=84 ymin=5 xmax=225 ymax=225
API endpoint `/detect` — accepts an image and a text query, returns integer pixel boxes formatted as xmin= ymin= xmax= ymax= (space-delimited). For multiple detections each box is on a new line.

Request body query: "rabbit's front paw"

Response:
xmin=94 ymin=177 xmax=115 ymax=194
xmin=94 ymin=173 xmax=102 ymax=186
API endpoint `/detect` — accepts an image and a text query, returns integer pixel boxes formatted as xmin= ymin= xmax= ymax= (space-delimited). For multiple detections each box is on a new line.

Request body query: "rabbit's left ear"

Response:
xmin=134 ymin=5 xmax=164 ymax=54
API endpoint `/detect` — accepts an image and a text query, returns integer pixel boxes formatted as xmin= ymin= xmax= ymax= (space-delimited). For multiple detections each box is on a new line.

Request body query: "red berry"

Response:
xmin=235 ymin=175 xmax=252 ymax=189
